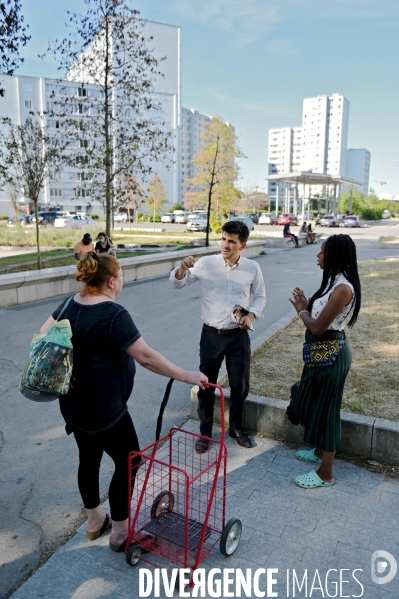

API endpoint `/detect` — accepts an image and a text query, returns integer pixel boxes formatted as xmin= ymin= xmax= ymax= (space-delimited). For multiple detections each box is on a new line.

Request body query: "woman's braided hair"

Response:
xmin=307 ymin=234 xmax=361 ymax=328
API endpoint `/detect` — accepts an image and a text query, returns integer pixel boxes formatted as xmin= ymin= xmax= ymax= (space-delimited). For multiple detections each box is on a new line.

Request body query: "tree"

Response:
xmin=43 ymin=0 xmax=173 ymax=237
xmin=145 ymin=175 xmax=168 ymax=232
xmin=186 ymin=116 xmax=242 ymax=245
xmin=0 ymin=117 xmax=64 ymax=268
xmin=120 ymin=174 xmax=145 ymax=231
xmin=0 ymin=0 xmax=30 ymax=97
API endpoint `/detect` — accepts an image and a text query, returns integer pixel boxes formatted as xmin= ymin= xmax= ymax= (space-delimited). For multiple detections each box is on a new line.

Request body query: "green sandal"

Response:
xmin=296 ymin=448 xmax=322 ymax=464
xmin=295 ymin=470 xmax=334 ymax=488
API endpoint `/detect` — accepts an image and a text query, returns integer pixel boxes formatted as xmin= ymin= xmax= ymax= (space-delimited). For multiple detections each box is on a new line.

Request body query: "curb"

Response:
xmin=191 ymin=310 xmax=399 ymax=466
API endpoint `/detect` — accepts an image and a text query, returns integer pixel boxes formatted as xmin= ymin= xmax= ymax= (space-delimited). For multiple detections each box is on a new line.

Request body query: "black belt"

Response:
xmin=203 ymin=324 xmax=245 ymax=336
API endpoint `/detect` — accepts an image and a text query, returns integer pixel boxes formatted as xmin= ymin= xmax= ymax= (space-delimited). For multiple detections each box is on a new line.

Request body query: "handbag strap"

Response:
xmin=155 ymin=378 xmax=174 ymax=441
xmin=56 ymin=295 xmax=74 ymax=322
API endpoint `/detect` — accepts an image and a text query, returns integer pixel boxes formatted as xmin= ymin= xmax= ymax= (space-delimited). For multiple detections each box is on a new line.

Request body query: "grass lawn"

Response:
xmin=0 ymin=249 xmax=69 ymax=267
xmin=250 ymin=258 xmax=399 ymax=421
xmin=0 ymin=250 xmax=151 ymax=275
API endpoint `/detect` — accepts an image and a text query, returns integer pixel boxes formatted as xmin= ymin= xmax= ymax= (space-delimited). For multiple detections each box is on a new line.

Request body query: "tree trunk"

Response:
xmin=153 ymin=204 xmax=155 ymax=233
xmin=205 ymin=136 xmax=220 ymax=247
xmin=34 ymin=202 xmax=42 ymax=269
xmin=104 ymin=17 xmax=112 ymax=238
xmin=135 ymin=208 xmax=138 ymax=232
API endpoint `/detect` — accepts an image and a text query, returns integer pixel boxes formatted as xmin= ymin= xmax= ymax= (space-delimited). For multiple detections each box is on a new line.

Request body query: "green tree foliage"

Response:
xmin=0 ymin=0 xmax=30 ymax=96
xmin=339 ymin=190 xmax=394 ymax=220
xmin=145 ymin=175 xmax=168 ymax=232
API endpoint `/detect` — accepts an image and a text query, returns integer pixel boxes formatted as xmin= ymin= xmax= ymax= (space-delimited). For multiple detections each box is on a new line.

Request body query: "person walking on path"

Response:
xmin=74 ymin=233 xmax=95 ymax=260
xmin=286 ymin=235 xmax=361 ymax=488
xmin=170 ymin=220 xmax=266 ymax=452
xmin=283 ymin=223 xmax=300 ymax=247
xmin=38 ymin=253 xmax=207 ymax=552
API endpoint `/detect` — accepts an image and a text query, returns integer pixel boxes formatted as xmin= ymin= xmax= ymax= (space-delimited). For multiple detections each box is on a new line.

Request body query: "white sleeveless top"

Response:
xmin=311 ymin=273 xmax=355 ymax=331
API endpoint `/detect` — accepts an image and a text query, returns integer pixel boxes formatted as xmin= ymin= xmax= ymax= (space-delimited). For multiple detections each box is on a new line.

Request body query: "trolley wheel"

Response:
xmin=126 ymin=544 xmax=141 ymax=566
xmin=220 ymin=518 xmax=242 ymax=556
xmin=151 ymin=491 xmax=175 ymax=520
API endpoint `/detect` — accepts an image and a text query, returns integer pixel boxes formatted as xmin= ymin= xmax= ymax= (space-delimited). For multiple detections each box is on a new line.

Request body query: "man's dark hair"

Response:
xmin=222 ymin=220 xmax=249 ymax=243
xmin=307 ymin=234 xmax=361 ymax=328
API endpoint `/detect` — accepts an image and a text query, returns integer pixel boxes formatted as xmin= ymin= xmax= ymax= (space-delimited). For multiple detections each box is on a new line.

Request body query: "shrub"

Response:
xmin=91 ymin=213 xmax=99 ymax=220
xmin=0 ymin=215 xmax=9 ymax=220
xmin=209 ymin=214 xmax=222 ymax=234
xmin=360 ymin=207 xmax=383 ymax=220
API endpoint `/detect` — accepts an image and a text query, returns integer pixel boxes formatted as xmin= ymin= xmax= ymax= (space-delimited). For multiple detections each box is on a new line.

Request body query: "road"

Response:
xmin=0 ymin=223 xmax=398 ymax=598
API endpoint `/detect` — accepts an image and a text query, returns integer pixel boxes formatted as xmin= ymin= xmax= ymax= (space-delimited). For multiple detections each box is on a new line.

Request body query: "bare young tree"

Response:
xmin=120 ymin=174 xmax=145 ymax=231
xmin=42 ymin=0 xmax=173 ymax=237
xmin=0 ymin=117 xmax=64 ymax=268
xmin=0 ymin=0 xmax=30 ymax=96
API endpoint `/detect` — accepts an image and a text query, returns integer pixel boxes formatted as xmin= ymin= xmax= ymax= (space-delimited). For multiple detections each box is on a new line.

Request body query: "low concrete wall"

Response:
xmin=190 ymin=387 xmax=399 ymax=466
xmin=0 ymin=240 xmax=266 ymax=309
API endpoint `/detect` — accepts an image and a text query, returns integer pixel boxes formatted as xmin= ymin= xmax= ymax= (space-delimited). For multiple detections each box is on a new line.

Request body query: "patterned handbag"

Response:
xmin=303 ymin=335 xmax=346 ymax=368
xmin=20 ymin=296 xmax=74 ymax=402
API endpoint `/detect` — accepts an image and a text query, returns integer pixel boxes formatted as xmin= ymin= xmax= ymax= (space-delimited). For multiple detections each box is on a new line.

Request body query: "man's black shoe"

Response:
xmin=195 ymin=437 xmax=210 ymax=453
xmin=229 ymin=428 xmax=252 ymax=448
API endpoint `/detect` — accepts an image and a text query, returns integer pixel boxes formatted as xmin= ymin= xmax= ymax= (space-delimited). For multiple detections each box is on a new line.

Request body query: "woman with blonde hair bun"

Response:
xmin=39 ymin=252 xmax=207 ymax=552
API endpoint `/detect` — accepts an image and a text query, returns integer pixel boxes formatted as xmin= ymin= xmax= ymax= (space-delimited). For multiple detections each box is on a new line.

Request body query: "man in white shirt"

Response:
xmin=170 ymin=220 xmax=266 ymax=452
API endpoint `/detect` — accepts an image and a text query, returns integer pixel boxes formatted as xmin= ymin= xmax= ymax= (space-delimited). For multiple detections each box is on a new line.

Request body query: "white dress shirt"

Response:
xmin=170 ymin=254 xmax=266 ymax=330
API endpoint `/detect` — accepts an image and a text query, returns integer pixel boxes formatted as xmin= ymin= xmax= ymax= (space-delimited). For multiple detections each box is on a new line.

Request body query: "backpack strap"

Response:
xmin=56 ymin=295 xmax=74 ymax=322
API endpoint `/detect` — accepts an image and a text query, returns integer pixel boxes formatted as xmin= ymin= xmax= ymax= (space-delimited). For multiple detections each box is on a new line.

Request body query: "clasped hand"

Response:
xmin=289 ymin=287 xmax=309 ymax=312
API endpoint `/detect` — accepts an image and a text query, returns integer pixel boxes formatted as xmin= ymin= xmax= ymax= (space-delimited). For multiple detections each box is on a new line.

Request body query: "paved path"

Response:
xmin=1 ymin=234 xmax=398 ymax=598
xmin=9 ymin=420 xmax=399 ymax=599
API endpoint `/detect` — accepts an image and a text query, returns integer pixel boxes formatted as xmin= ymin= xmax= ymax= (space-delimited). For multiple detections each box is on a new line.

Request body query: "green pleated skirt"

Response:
xmin=286 ymin=329 xmax=352 ymax=451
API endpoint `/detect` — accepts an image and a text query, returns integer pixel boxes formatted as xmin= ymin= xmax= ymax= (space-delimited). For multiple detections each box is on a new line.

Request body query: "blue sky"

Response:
xmin=19 ymin=0 xmax=399 ymax=194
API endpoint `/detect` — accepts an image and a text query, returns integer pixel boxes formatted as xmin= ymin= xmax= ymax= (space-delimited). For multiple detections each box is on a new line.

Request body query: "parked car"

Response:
xmin=174 ymin=211 xmax=189 ymax=224
xmin=53 ymin=214 xmax=72 ymax=228
xmin=62 ymin=214 xmax=97 ymax=229
xmin=161 ymin=213 xmax=175 ymax=224
xmin=187 ymin=210 xmax=207 ymax=221
xmin=382 ymin=210 xmax=391 ymax=219
xmin=244 ymin=213 xmax=259 ymax=224
xmin=259 ymin=213 xmax=278 ymax=225
xmin=278 ymin=213 xmax=298 ymax=226
xmin=186 ymin=215 xmax=211 ymax=232
xmin=229 ymin=216 xmax=255 ymax=231
xmin=320 ymin=215 xmax=338 ymax=227
xmin=344 ymin=215 xmax=361 ymax=228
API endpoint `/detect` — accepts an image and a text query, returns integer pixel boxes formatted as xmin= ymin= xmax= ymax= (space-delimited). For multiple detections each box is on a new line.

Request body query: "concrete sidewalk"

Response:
xmin=9 ymin=420 xmax=399 ymax=599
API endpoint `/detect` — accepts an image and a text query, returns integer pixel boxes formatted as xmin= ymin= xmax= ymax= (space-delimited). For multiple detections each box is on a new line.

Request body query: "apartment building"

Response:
xmin=0 ymin=20 xmax=181 ymax=216
xmin=267 ymin=93 xmax=366 ymax=208
xmin=345 ymin=149 xmax=371 ymax=196
xmin=180 ymin=107 xmax=211 ymax=202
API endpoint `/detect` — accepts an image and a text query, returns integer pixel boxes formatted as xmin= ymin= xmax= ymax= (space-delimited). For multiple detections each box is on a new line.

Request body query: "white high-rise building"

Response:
xmin=346 ymin=149 xmax=371 ymax=196
xmin=180 ymin=107 xmax=211 ymax=203
xmin=267 ymin=94 xmax=353 ymax=207
xmin=0 ymin=20 xmax=181 ymax=216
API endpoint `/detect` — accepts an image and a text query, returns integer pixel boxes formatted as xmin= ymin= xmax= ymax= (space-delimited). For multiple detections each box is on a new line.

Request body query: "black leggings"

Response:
xmin=73 ymin=412 xmax=140 ymax=521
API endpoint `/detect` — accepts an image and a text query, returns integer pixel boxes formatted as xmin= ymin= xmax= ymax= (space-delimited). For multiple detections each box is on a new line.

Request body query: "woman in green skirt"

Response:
xmin=287 ymin=234 xmax=361 ymax=488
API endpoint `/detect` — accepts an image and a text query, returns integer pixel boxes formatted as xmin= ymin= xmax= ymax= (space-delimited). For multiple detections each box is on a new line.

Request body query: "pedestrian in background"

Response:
xmin=287 ymin=235 xmax=361 ymax=488
xmin=170 ymin=220 xmax=266 ymax=452
xmin=283 ymin=223 xmax=300 ymax=248
xmin=39 ymin=252 xmax=207 ymax=552
xmin=74 ymin=233 xmax=95 ymax=260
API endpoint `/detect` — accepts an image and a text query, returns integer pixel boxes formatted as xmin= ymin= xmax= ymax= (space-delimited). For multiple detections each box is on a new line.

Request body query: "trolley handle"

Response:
xmin=155 ymin=380 xmax=225 ymax=442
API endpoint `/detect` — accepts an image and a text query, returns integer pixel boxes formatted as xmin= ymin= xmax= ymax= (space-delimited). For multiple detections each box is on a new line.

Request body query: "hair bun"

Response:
xmin=76 ymin=252 xmax=99 ymax=283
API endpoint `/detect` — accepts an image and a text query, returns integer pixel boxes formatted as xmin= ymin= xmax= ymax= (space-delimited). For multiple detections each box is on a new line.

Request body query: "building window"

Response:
xmin=50 ymin=189 xmax=63 ymax=197
xmin=24 ymin=101 xmax=32 ymax=109
xmin=23 ymin=82 xmax=32 ymax=92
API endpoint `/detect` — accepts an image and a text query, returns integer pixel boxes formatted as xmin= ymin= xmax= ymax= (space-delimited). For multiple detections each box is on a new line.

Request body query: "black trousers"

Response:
xmin=73 ymin=412 xmax=140 ymax=522
xmin=197 ymin=327 xmax=251 ymax=436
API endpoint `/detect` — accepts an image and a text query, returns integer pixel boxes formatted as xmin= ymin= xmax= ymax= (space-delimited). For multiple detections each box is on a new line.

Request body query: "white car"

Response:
xmin=64 ymin=215 xmax=97 ymax=229
xmin=382 ymin=210 xmax=391 ymax=219
xmin=259 ymin=213 xmax=278 ymax=225
xmin=161 ymin=213 xmax=175 ymax=223
xmin=114 ymin=213 xmax=129 ymax=223
xmin=187 ymin=210 xmax=207 ymax=221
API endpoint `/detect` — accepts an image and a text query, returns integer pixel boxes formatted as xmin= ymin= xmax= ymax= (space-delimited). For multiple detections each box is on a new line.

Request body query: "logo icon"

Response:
xmin=371 ymin=550 xmax=397 ymax=585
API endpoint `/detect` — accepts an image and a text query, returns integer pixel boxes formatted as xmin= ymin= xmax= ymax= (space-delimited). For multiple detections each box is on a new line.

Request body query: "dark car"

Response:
xmin=244 ymin=213 xmax=259 ymax=224
xmin=37 ymin=211 xmax=62 ymax=226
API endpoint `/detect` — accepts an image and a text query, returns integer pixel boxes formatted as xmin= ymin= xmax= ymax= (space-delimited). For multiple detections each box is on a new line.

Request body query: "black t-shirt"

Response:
xmin=52 ymin=297 xmax=141 ymax=434
xmin=95 ymin=240 xmax=113 ymax=253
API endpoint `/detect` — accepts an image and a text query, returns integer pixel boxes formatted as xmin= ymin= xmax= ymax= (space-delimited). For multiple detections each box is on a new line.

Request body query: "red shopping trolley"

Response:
xmin=125 ymin=380 xmax=242 ymax=586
